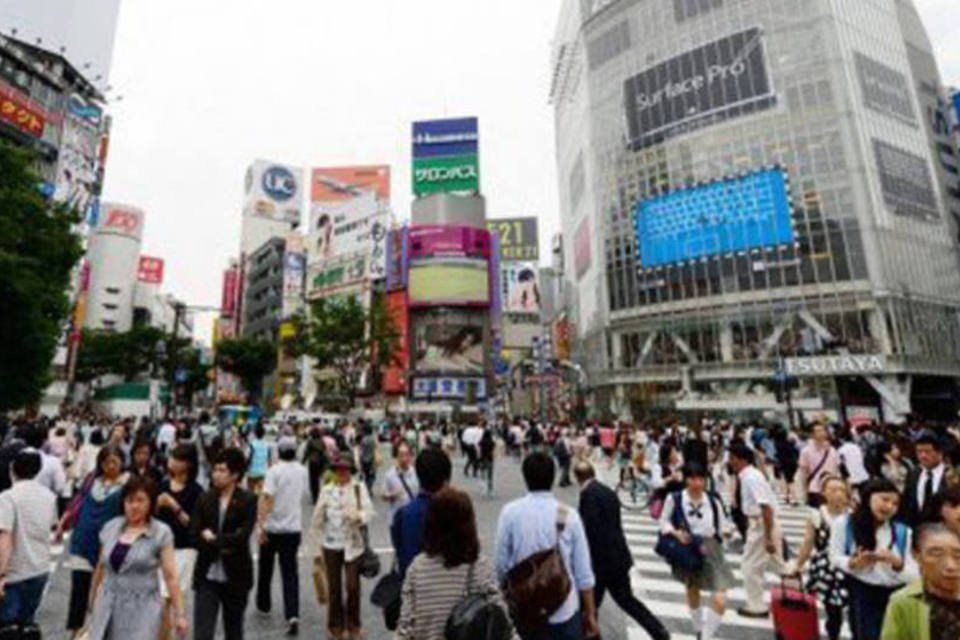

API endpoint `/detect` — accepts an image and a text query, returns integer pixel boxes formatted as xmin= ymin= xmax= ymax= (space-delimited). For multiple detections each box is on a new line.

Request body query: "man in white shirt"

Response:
xmin=256 ymin=436 xmax=310 ymax=636
xmin=381 ymin=441 xmax=418 ymax=522
xmin=837 ymin=428 xmax=869 ymax=491
xmin=729 ymin=442 xmax=783 ymax=618
xmin=21 ymin=428 xmax=66 ymax=505
xmin=156 ymin=419 xmax=178 ymax=455
xmin=0 ymin=449 xmax=57 ymax=632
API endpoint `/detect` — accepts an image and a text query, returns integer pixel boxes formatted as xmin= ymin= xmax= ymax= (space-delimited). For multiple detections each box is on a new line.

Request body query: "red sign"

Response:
xmin=0 ymin=82 xmax=45 ymax=138
xmin=100 ymin=205 xmax=143 ymax=239
xmin=408 ymin=226 xmax=491 ymax=259
xmin=221 ymin=267 xmax=239 ymax=317
xmin=382 ymin=290 xmax=409 ymax=394
xmin=137 ymin=256 xmax=165 ymax=284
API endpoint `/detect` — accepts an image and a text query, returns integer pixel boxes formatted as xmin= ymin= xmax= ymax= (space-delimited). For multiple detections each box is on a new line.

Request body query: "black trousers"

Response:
xmin=194 ymin=578 xmax=249 ymax=640
xmin=464 ymin=447 xmax=478 ymax=477
xmin=596 ymin=570 xmax=669 ymax=640
xmin=308 ymin=462 xmax=324 ymax=503
xmin=256 ymin=532 xmax=301 ymax=620
xmin=66 ymin=570 xmax=92 ymax=631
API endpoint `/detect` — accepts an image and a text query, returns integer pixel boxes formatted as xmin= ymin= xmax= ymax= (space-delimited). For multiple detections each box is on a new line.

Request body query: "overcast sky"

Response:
xmin=101 ymin=0 xmax=960 ymax=336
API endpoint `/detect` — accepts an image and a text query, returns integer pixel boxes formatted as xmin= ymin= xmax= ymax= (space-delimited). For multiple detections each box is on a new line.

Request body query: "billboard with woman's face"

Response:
xmin=411 ymin=310 xmax=486 ymax=374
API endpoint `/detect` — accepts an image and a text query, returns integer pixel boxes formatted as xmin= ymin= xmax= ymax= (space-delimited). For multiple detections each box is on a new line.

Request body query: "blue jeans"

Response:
xmin=520 ymin=610 xmax=583 ymax=640
xmin=0 ymin=573 xmax=48 ymax=624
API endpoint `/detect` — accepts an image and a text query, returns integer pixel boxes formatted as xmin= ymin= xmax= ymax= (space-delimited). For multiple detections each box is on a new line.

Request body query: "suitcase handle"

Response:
xmin=778 ymin=575 xmax=812 ymax=609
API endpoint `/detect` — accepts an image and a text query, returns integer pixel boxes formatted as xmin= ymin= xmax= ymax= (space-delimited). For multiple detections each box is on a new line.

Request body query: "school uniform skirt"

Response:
xmin=671 ymin=538 xmax=736 ymax=592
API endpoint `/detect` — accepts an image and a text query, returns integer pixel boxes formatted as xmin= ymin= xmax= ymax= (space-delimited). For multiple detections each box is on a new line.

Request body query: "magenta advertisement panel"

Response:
xmin=408 ymin=225 xmax=491 ymax=259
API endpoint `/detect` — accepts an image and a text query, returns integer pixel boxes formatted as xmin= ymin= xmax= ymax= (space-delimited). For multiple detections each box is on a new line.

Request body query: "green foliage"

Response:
xmin=286 ymin=293 xmax=399 ymax=405
xmin=75 ymin=325 xmax=169 ymax=383
xmin=215 ymin=337 xmax=277 ymax=403
xmin=0 ymin=141 xmax=84 ymax=411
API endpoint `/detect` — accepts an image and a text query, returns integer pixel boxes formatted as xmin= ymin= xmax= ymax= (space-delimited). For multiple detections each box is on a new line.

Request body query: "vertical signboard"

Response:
xmin=383 ymin=290 xmax=409 ymax=394
xmin=574 ymin=218 xmax=592 ymax=280
xmin=411 ymin=117 xmax=479 ymax=196
xmin=283 ymin=233 xmax=306 ymax=305
xmin=221 ymin=267 xmax=239 ymax=317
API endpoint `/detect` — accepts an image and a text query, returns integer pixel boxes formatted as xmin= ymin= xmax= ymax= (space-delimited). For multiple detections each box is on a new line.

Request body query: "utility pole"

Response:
xmin=165 ymin=302 xmax=185 ymax=418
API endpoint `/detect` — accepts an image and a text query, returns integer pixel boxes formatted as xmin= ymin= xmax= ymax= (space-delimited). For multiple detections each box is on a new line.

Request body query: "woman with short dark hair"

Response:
xmin=396 ymin=487 xmax=516 ymax=640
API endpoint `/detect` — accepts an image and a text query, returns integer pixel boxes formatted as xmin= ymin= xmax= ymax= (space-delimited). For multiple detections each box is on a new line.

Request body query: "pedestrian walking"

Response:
xmin=246 ymin=425 xmax=272 ymax=495
xmin=255 ymin=436 xmax=310 ymax=636
xmin=303 ymin=426 xmax=330 ymax=504
xmin=830 ymin=478 xmax=917 ymax=640
xmin=576 ymin=460 xmax=670 ymax=640
xmin=191 ymin=447 xmax=258 ymax=640
xmin=381 ymin=441 xmax=418 ymax=523
xmin=798 ymin=422 xmax=840 ymax=508
xmin=0 ymin=449 xmax=58 ymax=637
xmin=358 ymin=423 xmax=379 ymax=495
xmin=900 ymin=430 xmax=952 ymax=527
xmin=791 ymin=475 xmax=851 ymax=640
xmin=396 ymin=487 xmax=517 ymax=639
xmin=555 ymin=429 xmax=573 ymax=488
xmin=494 ymin=452 xmax=598 ymax=640
xmin=306 ymin=455 xmax=374 ymax=640
xmin=59 ymin=445 xmax=128 ymax=637
xmin=728 ymin=442 xmax=784 ymax=618
xmin=86 ymin=475 xmax=187 ymax=640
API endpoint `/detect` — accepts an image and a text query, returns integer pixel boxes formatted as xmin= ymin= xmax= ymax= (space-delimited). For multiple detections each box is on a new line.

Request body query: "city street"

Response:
xmin=36 ymin=451 xmax=811 ymax=640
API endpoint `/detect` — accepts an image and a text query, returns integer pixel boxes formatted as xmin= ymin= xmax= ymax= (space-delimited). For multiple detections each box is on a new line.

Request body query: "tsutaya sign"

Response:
xmin=785 ymin=355 xmax=887 ymax=377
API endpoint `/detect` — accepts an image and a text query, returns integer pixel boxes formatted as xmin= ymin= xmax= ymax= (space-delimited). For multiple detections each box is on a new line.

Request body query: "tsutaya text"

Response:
xmin=785 ymin=355 xmax=886 ymax=377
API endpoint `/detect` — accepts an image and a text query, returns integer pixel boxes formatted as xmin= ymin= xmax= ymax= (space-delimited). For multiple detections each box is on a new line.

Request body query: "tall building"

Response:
xmin=551 ymin=0 xmax=960 ymax=421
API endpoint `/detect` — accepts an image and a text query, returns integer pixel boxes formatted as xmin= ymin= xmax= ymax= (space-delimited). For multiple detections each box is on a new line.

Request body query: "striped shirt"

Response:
xmin=396 ymin=553 xmax=518 ymax=640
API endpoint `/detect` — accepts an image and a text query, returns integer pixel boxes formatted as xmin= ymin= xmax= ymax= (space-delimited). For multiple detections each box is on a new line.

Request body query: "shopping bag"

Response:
xmin=312 ymin=555 xmax=329 ymax=605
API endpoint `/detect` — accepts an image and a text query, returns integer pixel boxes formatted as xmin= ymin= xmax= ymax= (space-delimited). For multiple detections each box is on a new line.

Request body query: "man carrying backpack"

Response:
xmin=494 ymin=452 xmax=598 ymax=639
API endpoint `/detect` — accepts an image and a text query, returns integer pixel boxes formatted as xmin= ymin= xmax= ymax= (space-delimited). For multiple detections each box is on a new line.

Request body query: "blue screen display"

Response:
xmin=635 ymin=168 xmax=794 ymax=268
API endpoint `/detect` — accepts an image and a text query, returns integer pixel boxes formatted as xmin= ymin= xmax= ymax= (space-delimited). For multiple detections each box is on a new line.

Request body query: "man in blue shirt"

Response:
xmin=390 ymin=448 xmax=451 ymax=576
xmin=495 ymin=452 xmax=599 ymax=640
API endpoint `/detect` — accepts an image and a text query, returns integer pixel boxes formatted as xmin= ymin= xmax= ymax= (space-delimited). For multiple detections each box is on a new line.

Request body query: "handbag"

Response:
xmin=503 ymin=505 xmax=572 ymax=634
xmin=445 ymin=562 xmax=513 ymax=640
xmin=371 ymin=564 xmax=404 ymax=630
xmin=354 ymin=485 xmax=381 ymax=579
xmin=653 ymin=492 xmax=707 ymax=573
xmin=312 ymin=555 xmax=329 ymax=605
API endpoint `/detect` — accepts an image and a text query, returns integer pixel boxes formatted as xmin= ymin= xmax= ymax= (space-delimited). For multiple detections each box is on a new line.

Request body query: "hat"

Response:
xmin=330 ymin=455 xmax=356 ymax=471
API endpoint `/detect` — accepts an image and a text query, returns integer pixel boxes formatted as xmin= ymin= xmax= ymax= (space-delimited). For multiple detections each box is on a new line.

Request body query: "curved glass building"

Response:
xmin=551 ymin=0 xmax=960 ymax=421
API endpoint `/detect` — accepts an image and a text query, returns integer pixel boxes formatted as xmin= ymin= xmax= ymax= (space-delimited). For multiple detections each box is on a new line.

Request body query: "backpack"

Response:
xmin=445 ymin=563 xmax=513 ymax=640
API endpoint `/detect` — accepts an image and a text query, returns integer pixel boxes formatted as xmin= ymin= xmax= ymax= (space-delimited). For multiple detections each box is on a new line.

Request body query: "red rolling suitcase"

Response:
xmin=771 ymin=576 xmax=819 ymax=640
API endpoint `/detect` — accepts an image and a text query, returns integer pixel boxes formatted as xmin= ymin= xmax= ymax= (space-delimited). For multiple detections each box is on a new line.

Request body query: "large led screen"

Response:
xmin=635 ymin=168 xmax=794 ymax=268
xmin=408 ymin=259 xmax=490 ymax=306
xmin=412 ymin=310 xmax=485 ymax=374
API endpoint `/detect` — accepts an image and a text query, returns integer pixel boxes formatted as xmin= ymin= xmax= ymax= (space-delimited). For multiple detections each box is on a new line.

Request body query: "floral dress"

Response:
xmin=807 ymin=507 xmax=848 ymax=607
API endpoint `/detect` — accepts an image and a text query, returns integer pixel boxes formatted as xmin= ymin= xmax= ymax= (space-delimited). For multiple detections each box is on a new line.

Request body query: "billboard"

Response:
xmin=574 ymin=218 xmax=592 ymax=280
xmin=623 ymin=28 xmax=775 ymax=151
xmin=137 ymin=256 xmax=164 ymax=284
xmin=408 ymin=226 xmax=491 ymax=259
xmin=97 ymin=203 xmax=144 ymax=240
xmin=634 ymin=168 xmax=794 ymax=268
xmin=412 ymin=310 xmax=485 ymax=374
xmin=383 ymin=291 xmax=409 ymax=394
xmin=412 ymin=155 xmax=479 ymax=197
xmin=872 ymin=139 xmax=939 ymax=222
xmin=385 ymin=226 xmax=409 ymax=291
xmin=408 ymin=260 xmax=490 ymax=306
xmin=221 ymin=267 xmax=239 ymax=317
xmin=55 ymin=109 xmax=101 ymax=220
xmin=411 ymin=377 xmax=487 ymax=401
xmin=283 ymin=234 xmax=306 ymax=298
xmin=307 ymin=254 xmax=370 ymax=296
xmin=243 ymin=160 xmax=304 ymax=224
xmin=0 ymin=80 xmax=46 ymax=138
xmin=487 ymin=217 xmax=539 ymax=262
xmin=854 ymin=53 xmax=916 ymax=125
xmin=503 ymin=263 xmax=541 ymax=314
xmin=412 ymin=117 xmax=479 ymax=159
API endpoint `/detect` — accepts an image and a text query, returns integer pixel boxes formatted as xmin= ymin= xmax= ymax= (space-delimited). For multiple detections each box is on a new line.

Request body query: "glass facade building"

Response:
xmin=552 ymin=0 xmax=960 ymax=420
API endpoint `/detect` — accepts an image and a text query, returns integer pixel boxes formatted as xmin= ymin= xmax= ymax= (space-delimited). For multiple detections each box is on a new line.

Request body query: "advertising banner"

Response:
xmin=312 ymin=165 xmax=390 ymax=202
xmin=412 ymin=117 xmax=479 ymax=159
xmin=55 ymin=111 xmax=100 ymax=221
xmin=221 ymin=267 xmax=239 ymax=317
xmin=502 ymin=263 xmax=541 ymax=314
xmin=307 ymin=254 xmax=370 ymax=296
xmin=412 ymin=310 xmax=486 ymax=374
xmin=137 ymin=256 xmax=165 ymax=284
xmin=411 ymin=377 xmax=487 ymax=401
xmin=552 ymin=316 xmax=572 ymax=362
xmin=97 ymin=203 xmax=144 ymax=240
xmin=0 ymin=80 xmax=46 ymax=138
xmin=855 ymin=52 xmax=917 ymax=125
xmin=283 ymin=234 xmax=306 ymax=298
xmin=385 ymin=226 xmax=409 ymax=291
xmin=413 ymin=154 xmax=479 ymax=196
xmin=574 ymin=218 xmax=592 ymax=280
xmin=634 ymin=168 xmax=795 ymax=268
xmin=487 ymin=217 xmax=539 ymax=262
xmin=408 ymin=226 xmax=491 ymax=259
xmin=408 ymin=259 xmax=490 ymax=306
xmin=872 ymin=139 xmax=939 ymax=222
xmin=243 ymin=160 xmax=304 ymax=224
xmin=383 ymin=291 xmax=409 ymax=394
xmin=623 ymin=27 xmax=775 ymax=151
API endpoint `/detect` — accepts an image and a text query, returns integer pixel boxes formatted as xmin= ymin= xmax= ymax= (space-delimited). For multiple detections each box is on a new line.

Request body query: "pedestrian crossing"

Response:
xmin=617 ymin=498 xmax=849 ymax=640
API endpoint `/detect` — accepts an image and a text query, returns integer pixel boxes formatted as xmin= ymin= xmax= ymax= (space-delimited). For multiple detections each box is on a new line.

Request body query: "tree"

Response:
xmin=75 ymin=326 xmax=167 ymax=383
xmin=215 ymin=337 xmax=277 ymax=404
xmin=286 ymin=294 xmax=399 ymax=407
xmin=0 ymin=141 xmax=84 ymax=411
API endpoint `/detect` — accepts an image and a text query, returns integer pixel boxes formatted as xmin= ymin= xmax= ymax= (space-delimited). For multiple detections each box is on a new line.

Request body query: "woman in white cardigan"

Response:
xmin=306 ymin=455 xmax=375 ymax=640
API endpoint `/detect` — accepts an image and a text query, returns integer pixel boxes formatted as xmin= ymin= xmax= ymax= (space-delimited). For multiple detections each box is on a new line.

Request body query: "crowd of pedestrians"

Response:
xmin=0 ymin=411 xmax=958 ymax=639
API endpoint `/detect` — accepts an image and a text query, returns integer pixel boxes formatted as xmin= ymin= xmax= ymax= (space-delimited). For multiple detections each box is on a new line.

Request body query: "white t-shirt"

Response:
xmin=838 ymin=442 xmax=869 ymax=484
xmin=263 ymin=461 xmax=310 ymax=534
xmin=0 ymin=480 xmax=57 ymax=582
xmin=35 ymin=453 xmax=67 ymax=498
xmin=738 ymin=465 xmax=778 ymax=518
xmin=659 ymin=489 xmax=726 ymax=538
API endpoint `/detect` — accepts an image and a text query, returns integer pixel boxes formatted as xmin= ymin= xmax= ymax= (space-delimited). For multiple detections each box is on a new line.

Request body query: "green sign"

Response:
xmin=413 ymin=154 xmax=479 ymax=196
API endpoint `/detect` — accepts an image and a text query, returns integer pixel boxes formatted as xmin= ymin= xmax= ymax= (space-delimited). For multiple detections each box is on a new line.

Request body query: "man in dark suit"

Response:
xmin=576 ymin=461 xmax=671 ymax=640
xmin=192 ymin=447 xmax=258 ymax=640
xmin=899 ymin=431 xmax=950 ymax=527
